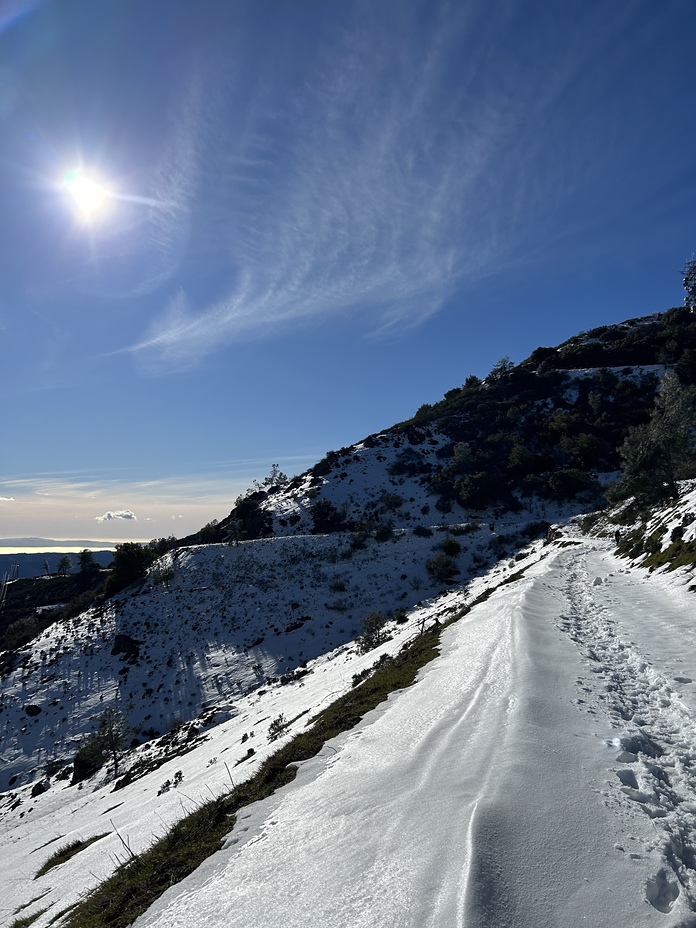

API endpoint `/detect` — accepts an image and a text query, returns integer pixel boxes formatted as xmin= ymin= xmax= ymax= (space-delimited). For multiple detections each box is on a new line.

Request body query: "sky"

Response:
xmin=1 ymin=0 xmax=695 ymax=545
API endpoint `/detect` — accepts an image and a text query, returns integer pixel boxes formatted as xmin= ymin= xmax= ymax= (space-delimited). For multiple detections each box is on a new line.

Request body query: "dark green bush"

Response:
xmin=105 ymin=543 xmax=154 ymax=596
xmin=425 ymin=553 xmax=459 ymax=582
xmin=440 ymin=536 xmax=461 ymax=556
xmin=413 ymin=525 xmax=433 ymax=537
xmin=310 ymin=499 xmax=353 ymax=534
xmin=357 ymin=611 xmax=390 ymax=653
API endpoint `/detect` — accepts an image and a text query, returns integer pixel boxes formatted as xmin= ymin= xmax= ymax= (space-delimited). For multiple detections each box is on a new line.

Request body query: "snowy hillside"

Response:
xmin=0 ymin=515 xmax=562 ymax=794
xmin=5 ymin=308 xmax=696 ymax=926
xmin=4 ymin=508 xmax=696 ymax=926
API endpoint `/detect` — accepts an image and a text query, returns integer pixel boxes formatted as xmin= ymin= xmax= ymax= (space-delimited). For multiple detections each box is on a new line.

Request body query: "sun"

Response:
xmin=63 ymin=168 xmax=111 ymax=220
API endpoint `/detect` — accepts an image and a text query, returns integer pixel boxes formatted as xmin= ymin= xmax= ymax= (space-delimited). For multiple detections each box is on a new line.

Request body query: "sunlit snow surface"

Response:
xmin=4 ymin=520 xmax=696 ymax=925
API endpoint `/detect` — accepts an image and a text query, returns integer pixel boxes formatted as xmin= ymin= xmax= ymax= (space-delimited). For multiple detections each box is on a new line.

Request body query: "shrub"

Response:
xmin=379 ymin=492 xmax=404 ymax=512
xmin=425 ymin=553 xmax=459 ymax=582
xmin=310 ymin=499 xmax=352 ymax=534
xmin=374 ymin=522 xmax=394 ymax=542
xmin=267 ymin=715 xmax=288 ymax=742
xmin=105 ymin=543 xmax=154 ymax=596
xmin=440 ymin=536 xmax=462 ymax=556
xmin=547 ymin=469 xmax=596 ymax=500
xmin=198 ymin=519 xmax=220 ymax=543
xmin=72 ymin=709 xmax=130 ymax=783
xmin=413 ymin=525 xmax=433 ymax=537
xmin=231 ymin=496 xmax=273 ymax=540
xmin=435 ymin=496 xmax=453 ymax=514
xmin=357 ymin=611 xmax=390 ymax=653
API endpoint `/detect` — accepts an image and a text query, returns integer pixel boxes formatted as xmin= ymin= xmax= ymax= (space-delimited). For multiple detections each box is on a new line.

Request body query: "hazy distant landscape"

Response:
xmin=0 ymin=549 xmax=113 ymax=581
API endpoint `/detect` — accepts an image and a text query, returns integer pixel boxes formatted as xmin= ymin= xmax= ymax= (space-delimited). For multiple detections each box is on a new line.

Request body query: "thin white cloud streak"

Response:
xmin=128 ymin=0 xmax=642 ymax=369
xmin=0 ymin=453 xmax=317 ymax=507
xmin=0 ymin=496 xmax=14 ymax=501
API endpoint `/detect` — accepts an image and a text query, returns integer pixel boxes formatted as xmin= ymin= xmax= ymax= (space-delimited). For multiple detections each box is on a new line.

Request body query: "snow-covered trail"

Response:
xmin=136 ymin=536 xmax=696 ymax=928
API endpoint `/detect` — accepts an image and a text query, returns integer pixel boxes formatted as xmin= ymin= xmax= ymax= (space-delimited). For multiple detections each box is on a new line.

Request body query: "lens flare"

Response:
xmin=63 ymin=168 xmax=110 ymax=219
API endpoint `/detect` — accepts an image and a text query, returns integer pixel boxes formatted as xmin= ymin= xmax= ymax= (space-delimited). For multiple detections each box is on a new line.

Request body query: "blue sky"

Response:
xmin=1 ymin=0 xmax=695 ymax=543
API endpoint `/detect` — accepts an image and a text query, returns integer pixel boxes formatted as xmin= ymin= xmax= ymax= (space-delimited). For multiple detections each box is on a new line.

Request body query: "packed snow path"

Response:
xmin=135 ymin=536 xmax=696 ymax=928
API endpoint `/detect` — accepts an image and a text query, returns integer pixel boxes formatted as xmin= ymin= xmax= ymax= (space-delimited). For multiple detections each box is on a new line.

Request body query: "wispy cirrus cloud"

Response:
xmin=129 ymin=0 xmax=639 ymax=370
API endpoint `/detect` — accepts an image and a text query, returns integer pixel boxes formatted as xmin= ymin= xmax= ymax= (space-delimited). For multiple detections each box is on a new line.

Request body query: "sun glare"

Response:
xmin=63 ymin=168 xmax=111 ymax=220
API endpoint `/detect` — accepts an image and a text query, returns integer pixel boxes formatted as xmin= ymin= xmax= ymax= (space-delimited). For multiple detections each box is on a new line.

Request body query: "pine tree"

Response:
xmin=684 ymin=258 xmax=696 ymax=310
xmin=612 ymin=372 xmax=696 ymax=507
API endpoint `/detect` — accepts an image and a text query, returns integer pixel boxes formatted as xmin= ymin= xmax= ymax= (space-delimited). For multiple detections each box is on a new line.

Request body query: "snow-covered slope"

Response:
xmin=135 ymin=531 xmax=696 ymax=928
xmin=5 ymin=518 xmax=696 ymax=927
xmin=0 ymin=518 xmax=559 ymax=794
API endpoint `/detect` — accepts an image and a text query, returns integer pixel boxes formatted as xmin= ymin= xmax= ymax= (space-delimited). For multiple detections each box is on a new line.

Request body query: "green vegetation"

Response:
xmin=35 ymin=834 xmax=109 ymax=879
xmin=104 ymin=543 xmax=156 ymax=596
xmin=386 ymin=307 xmax=696 ymax=513
xmin=440 ymin=536 xmax=461 ymax=557
xmin=9 ymin=908 xmax=50 ymax=928
xmin=0 ymin=569 xmax=106 ymax=657
xmin=310 ymin=498 xmax=353 ymax=534
xmin=72 ymin=709 xmax=131 ymax=783
xmin=426 ymin=552 xmax=459 ymax=582
xmin=616 ymin=523 xmax=696 ymax=573
xmin=609 ymin=372 xmax=696 ymax=513
xmin=357 ymin=610 xmax=391 ymax=653
xmin=77 ymin=550 xmax=100 ymax=574
xmin=267 ymin=714 xmax=289 ymax=742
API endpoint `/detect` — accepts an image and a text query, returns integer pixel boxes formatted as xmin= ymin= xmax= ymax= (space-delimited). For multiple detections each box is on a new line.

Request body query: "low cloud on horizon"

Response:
xmin=95 ymin=510 xmax=137 ymax=523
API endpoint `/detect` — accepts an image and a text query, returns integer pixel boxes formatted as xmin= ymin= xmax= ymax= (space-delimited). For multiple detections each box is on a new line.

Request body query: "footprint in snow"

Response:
xmin=645 ymin=868 xmax=680 ymax=913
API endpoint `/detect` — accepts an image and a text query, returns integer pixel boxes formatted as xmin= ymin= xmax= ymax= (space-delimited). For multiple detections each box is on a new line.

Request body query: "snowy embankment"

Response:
xmin=5 ymin=528 xmax=696 ymax=927
xmin=133 ymin=533 xmax=696 ymax=928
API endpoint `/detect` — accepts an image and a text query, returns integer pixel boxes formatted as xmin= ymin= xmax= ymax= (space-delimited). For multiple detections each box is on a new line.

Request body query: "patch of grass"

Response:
xmin=10 ymin=908 xmax=50 ymax=928
xmin=35 ymin=833 xmax=110 ymax=879
xmin=614 ymin=520 xmax=696 ymax=573
xmin=641 ymin=537 xmax=696 ymax=572
xmin=13 ymin=892 xmax=51 ymax=916
xmin=501 ymin=566 xmax=529 ymax=585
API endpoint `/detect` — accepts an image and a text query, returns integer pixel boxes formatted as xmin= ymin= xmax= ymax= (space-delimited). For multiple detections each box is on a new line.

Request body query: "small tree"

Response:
xmin=440 ymin=536 xmax=462 ymax=557
xmin=357 ymin=611 xmax=390 ymax=653
xmin=77 ymin=549 xmax=98 ymax=574
xmin=224 ymin=520 xmax=242 ymax=547
xmin=611 ymin=372 xmax=696 ymax=508
xmin=684 ymin=258 xmax=696 ymax=310
xmin=264 ymin=464 xmax=288 ymax=489
xmin=488 ymin=356 xmax=514 ymax=382
xmin=72 ymin=708 xmax=130 ymax=783
xmin=105 ymin=543 xmax=154 ymax=595
xmin=267 ymin=714 xmax=288 ymax=742
xmin=199 ymin=519 xmax=220 ymax=544
xmin=57 ymin=555 xmax=72 ymax=577
xmin=426 ymin=552 xmax=459 ymax=582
